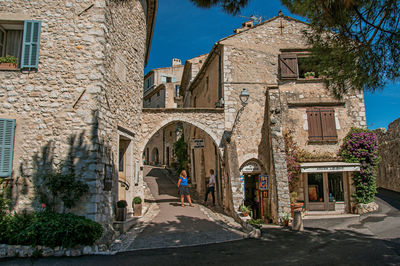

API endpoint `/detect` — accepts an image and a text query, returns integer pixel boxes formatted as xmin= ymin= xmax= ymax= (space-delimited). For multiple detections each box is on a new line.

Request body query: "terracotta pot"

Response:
xmin=134 ymin=203 xmax=142 ymax=216
xmin=283 ymin=220 xmax=289 ymax=227
xmin=242 ymin=212 xmax=249 ymax=217
xmin=116 ymin=207 xmax=127 ymax=221
xmin=305 ymin=75 xmax=315 ymax=80
xmin=290 ymin=202 xmax=304 ymax=218
xmin=0 ymin=63 xmax=17 ymax=70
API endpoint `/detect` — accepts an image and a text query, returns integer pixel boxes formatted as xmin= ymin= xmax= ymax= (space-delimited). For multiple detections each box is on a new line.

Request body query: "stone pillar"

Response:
xmin=268 ymin=87 xmax=291 ymax=221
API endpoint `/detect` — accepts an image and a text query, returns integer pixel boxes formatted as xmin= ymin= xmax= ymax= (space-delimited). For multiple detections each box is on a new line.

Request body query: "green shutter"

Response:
xmin=0 ymin=119 xmax=15 ymax=177
xmin=21 ymin=20 xmax=41 ymax=69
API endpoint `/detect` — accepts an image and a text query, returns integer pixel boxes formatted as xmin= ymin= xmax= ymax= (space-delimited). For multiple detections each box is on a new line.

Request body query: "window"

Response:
xmin=279 ymin=52 xmax=317 ymax=79
xmin=175 ymin=85 xmax=180 ymax=97
xmin=307 ymin=108 xmax=337 ymax=141
xmin=0 ymin=20 xmax=41 ymax=69
xmin=0 ymin=118 xmax=15 ymax=177
xmin=166 ymin=76 xmax=172 ymax=83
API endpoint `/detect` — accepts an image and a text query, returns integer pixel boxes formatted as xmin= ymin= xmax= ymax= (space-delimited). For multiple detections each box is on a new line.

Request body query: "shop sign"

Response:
xmin=193 ymin=139 xmax=205 ymax=148
xmin=258 ymin=175 xmax=269 ymax=190
xmin=301 ymin=165 xmax=360 ymax=173
xmin=241 ymin=161 xmax=261 ymax=173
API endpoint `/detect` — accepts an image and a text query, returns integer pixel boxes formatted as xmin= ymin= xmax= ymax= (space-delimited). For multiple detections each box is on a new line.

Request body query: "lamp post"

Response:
xmin=228 ymin=88 xmax=250 ymax=142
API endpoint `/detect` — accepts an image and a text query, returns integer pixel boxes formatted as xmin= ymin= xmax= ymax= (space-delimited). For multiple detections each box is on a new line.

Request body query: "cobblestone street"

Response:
xmin=108 ymin=166 xmax=246 ymax=253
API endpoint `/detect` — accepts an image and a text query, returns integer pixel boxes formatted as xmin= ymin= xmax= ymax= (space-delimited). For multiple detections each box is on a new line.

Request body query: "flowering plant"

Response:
xmin=340 ymin=128 xmax=380 ymax=204
xmin=284 ymin=129 xmax=301 ymax=192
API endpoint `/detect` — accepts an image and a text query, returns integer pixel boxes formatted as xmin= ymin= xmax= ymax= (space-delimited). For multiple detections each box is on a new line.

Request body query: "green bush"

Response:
xmin=117 ymin=200 xmax=127 ymax=208
xmin=0 ymin=211 xmax=103 ymax=248
xmin=133 ymin=197 xmax=142 ymax=205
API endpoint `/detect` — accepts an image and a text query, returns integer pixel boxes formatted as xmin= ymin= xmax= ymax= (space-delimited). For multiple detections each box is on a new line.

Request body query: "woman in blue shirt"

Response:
xmin=177 ymin=170 xmax=194 ymax=207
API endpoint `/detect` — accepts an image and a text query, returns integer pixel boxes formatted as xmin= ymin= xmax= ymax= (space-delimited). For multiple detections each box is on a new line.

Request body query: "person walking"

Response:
xmin=177 ymin=170 xmax=194 ymax=207
xmin=204 ymin=169 xmax=216 ymax=206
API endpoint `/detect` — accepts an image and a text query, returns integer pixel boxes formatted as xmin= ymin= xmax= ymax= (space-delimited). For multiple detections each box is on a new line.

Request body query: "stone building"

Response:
xmin=142 ymin=59 xmax=184 ymax=166
xmin=180 ymin=14 xmax=365 ymax=222
xmin=375 ymin=118 xmax=400 ymax=192
xmin=0 ymin=0 xmax=157 ymax=235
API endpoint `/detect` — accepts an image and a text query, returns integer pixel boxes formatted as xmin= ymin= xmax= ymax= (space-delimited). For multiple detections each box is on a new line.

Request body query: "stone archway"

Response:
xmin=139 ymin=108 xmax=225 ymax=157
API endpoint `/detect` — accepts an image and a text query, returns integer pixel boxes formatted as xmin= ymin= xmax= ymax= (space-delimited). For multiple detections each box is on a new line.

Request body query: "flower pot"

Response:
xmin=305 ymin=76 xmax=315 ymax=80
xmin=242 ymin=212 xmax=249 ymax=217
xmin=283 ymin=220 xmax=289 ymax=227
xmin=290 ymin=202 xmax=304 ymax=218
xmin=116 ymin=207 xmax=127 ymax=221
xmin=134 ymin=203 xmax=142 ymax=216
xmin=0 ymin=63 xmax=17 ymax=70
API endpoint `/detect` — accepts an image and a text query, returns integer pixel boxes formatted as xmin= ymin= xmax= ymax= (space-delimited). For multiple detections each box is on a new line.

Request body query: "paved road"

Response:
xmin=2 ymin=187 xmax=399 ymax=265
xmin=128 ymin=166 xmax=243 ymax=250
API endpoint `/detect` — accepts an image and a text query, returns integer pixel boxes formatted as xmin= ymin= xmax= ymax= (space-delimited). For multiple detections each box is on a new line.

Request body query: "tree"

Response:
xmin=189 ymin=0 xmax=249 ymax=15
xmin=190 ymin=0 xmax=400 ymax=96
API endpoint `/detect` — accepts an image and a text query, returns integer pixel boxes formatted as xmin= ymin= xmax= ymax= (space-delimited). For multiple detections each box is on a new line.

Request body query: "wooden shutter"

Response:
xmin=307 ymin=109 xmax=323 ymax=141
xmin=320 ymin=108 xmax=337 ymax=140
xmin=279 ymin=53 xmax=298 ymax=79
xmin=0 ymin=119 xmax=15 ymax=177
xmin=21 ymin=20 xmax=41 ymax=69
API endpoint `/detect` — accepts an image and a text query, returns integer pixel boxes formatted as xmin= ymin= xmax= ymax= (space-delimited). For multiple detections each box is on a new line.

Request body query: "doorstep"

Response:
xmin=303 ymin=210 xmax=359 ymax=220
xmin=113 ymin=217 xmax=139 ymax=234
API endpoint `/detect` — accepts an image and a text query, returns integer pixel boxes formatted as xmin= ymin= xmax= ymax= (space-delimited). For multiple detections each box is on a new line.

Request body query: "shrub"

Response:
xmin=248 ymin=219 xmax=263 ymax=226
xmin=340 ymin=128 xmax=380 ymax=204
xmin=133 ymin=197 xmax=142 ymax=205
xmin=0 ymin=55 xmax=17 ymax=65
xmin=0 ymin=212 xmax=103 ymax=248
xmin=117 ymin=200 xmax=127 ymax=208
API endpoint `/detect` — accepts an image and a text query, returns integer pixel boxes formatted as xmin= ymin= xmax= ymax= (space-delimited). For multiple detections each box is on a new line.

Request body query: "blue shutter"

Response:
xmin=0 ymin=119 xmax=16 ymax=177
xmin=21 ymin=20 xmax=41 ymax=69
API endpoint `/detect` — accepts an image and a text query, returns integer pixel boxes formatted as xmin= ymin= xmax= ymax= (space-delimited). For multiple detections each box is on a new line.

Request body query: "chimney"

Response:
xmin=172 ymin=58 xmax=182 ymax=66
xmin=234 ymin=20 xmax=253 ymax=34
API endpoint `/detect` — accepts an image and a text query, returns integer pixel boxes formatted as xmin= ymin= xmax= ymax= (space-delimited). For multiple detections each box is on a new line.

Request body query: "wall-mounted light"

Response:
xmin=239 ymin=88 xmax=250 ymax=106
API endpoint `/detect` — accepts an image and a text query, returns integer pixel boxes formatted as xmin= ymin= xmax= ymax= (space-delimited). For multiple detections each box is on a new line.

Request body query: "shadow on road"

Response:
xmin=3 ymin=227 xmax=399 ymax=265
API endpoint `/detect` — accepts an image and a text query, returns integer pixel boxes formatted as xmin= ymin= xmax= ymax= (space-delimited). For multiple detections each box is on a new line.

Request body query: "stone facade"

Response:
xmin=180 ymin=14 xmax=366 ymax=222
xmin=0 ymin=0 xmax=157 ymax=236
xmin=375 ymin=118 xmax=400 ymax=192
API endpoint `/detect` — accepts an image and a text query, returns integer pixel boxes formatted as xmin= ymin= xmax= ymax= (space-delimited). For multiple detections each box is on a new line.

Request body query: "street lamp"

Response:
xmin=227 ymin=88 xmax=250 ymax=143
xmin=239 ymin=88 xmax=250 ymax=106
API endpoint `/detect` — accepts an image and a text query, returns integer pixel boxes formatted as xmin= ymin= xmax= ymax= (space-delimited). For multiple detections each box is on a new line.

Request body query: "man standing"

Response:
xmin=204 ymin=169 xmax=216 ymax=206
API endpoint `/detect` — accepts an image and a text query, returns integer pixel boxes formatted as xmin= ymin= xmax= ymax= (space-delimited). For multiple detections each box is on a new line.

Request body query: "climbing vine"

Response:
xmin=173 ymin=133 xmax=189 ymax=174
xmin=340 ymin=128 xmax=380 ymax=204
xmin=283 ymin=129 xmax=301 ymax=192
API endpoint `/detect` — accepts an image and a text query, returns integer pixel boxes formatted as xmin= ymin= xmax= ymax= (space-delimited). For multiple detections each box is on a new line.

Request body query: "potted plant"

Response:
xmin=290 ymin=192 xmax=304 ymax=218
xmin=133 ymin=196 xmax=142 ymax=216
xmin=0 ymin=55 xmax=18 ymax=69
xmin=304 ymin=71 xmax=315 ymax=79
xmin=281 ymin=212 xmax=290 ymax=227
xmin=319 ymin=70 xmax=329 ymax=79
xmin=116 ymin=200 xmax=128 ymax=221
xmin=239 ymin=204 xmax=251 ymax=217
xmin=248 ymin=218 xmax=263 ymax=229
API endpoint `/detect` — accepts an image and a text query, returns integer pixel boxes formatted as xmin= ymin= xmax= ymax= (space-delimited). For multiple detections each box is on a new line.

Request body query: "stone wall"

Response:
xmin=375 ymin=118 xmax=400 ymax=192
xmin=0 ymin=0 xmax=151 ymax=235
xmin=0 ymin=0 xmax=109 ymax=217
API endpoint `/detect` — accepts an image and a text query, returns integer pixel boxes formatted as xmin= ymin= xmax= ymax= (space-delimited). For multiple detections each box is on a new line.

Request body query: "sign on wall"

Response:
xmin=193 ymin=139 xmax=205 ymax=149
xmin=241 ymin=161 xmax=262 ymax=173
xmin=258 ymin=175 xmax=269 ymax=190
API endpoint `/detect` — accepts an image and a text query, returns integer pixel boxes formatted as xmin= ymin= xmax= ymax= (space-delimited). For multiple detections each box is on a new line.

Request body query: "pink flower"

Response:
xmin=41 ymin=203 xmax=46 ymax=209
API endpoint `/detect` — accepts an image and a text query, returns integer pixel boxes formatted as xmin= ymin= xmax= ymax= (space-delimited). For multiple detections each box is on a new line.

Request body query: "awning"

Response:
xmin=300 ymin=162 xmax=360 ymax=173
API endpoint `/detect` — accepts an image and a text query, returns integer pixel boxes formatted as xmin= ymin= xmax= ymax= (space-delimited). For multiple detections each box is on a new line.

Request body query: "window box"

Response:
xmin=0 ymin=63 xmax=17 ymax=70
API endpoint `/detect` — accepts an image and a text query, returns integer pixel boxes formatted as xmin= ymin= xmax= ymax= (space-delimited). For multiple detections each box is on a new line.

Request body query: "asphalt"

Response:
xmin=2 ymin=177 xmax=400 ymax=265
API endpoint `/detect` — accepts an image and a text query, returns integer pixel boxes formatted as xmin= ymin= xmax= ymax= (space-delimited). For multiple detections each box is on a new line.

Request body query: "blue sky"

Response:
xmin=145 ymin=0 xmax=399 ymax=130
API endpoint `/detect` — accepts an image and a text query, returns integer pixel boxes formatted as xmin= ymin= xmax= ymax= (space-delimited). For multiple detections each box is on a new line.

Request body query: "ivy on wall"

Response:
xmin=340 ymin=128 xmax=380 ymax=204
